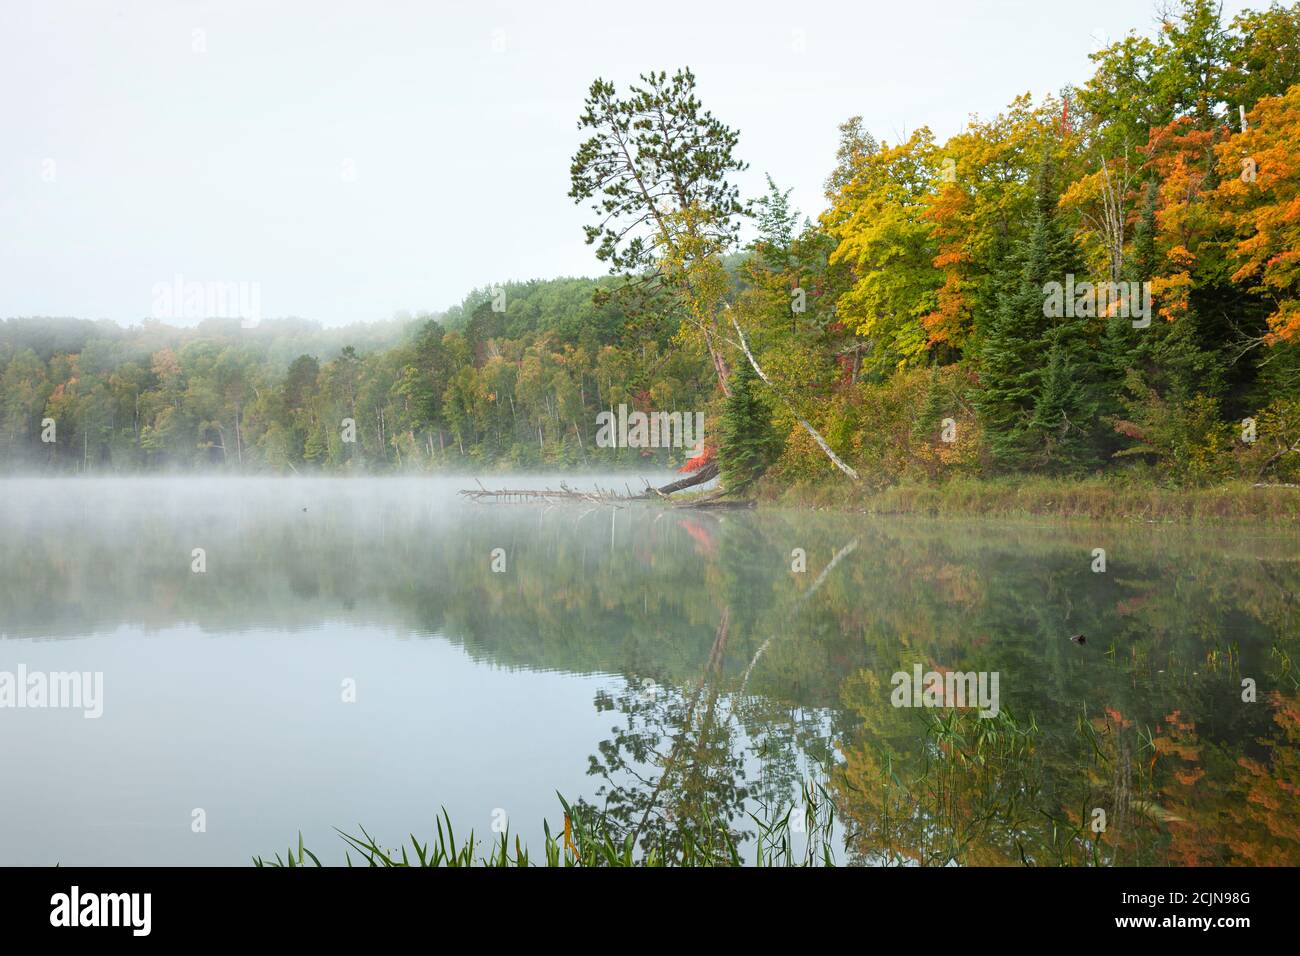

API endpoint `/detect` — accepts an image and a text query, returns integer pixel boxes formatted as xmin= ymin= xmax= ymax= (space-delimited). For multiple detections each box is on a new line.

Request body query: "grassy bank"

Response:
xmin=254 ymin=790 xmax=841 ymax=868
xmin=760 ymin=477 xmax=1300 ymax=523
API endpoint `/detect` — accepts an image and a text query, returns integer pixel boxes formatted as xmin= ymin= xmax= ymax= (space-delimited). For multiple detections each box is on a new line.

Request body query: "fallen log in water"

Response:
xmin=458 ymin=479 xmax=630 ymax=506
xmin=676 ymin=496 xmax=755 ymax=509
xmin=460 ymin=462 xmax=737 ymax=509
xmin=644 ymin=461 xmax=720 ymax=497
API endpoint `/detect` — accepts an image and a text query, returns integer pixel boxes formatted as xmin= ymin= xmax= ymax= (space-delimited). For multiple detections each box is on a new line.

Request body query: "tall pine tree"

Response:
xmin=718 ymin=358 xmax=780 ymax=491
xmin=977 ymin=152 xmax=1087 ymax=470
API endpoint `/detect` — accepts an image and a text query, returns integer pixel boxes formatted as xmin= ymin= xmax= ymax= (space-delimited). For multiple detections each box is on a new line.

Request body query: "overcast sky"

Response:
xmin=1 ymin=0 xmax=1255 ymax=326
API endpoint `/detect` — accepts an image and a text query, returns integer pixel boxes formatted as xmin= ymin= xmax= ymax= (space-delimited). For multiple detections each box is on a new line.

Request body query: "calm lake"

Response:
xmin=1 ymin=477 xmax=1297 ymax=865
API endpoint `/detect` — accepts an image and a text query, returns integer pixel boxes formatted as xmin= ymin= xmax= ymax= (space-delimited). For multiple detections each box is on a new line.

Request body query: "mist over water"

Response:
xmin=1 ymin=476 xmax=1297 ymax=865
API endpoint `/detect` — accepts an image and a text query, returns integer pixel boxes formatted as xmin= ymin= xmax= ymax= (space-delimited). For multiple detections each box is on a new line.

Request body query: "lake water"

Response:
xmin=1 ymin=477 xmax=1297 ymax=865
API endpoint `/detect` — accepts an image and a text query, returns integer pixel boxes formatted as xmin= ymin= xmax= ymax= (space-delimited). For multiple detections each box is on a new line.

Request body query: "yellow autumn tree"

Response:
xmin=823 ymin=129 xmax=942 ymax=369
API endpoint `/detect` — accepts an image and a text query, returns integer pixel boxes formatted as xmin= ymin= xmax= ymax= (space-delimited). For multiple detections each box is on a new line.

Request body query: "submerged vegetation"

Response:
xmin=4 ymin=0 xmax=1300 ymax=507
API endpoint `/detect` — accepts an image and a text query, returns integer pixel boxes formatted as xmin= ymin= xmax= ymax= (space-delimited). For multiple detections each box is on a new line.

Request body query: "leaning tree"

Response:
xmin=569 ymin=68 xmax=858 ymax=482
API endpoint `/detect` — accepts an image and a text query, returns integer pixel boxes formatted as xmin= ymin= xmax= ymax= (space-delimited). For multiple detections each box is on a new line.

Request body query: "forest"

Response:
xmin=2 ymin=0 xmax=1299 ymax=494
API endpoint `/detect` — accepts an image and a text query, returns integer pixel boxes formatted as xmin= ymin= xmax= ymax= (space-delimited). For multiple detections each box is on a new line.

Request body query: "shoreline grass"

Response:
xmin=760 ymin=477 xmax=1300 ymax=524
xmin=254 ymin=789 xmax=840 ymax=868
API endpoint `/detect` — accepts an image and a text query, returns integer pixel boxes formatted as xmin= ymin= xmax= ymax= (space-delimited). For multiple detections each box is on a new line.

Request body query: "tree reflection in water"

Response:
xmin=3 ymin=480 xmax=1296 ymax=865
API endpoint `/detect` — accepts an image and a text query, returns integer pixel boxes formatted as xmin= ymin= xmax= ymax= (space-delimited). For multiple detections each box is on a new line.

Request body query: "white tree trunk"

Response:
xmin=727 ymin=312 xmax=860 ymax=481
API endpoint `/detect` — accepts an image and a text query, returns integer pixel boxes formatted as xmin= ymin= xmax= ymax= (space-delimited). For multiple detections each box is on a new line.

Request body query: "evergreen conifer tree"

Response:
xmin=718 ymin=358 xmax=780 ymax=490
xmin=977 ymin=153 xmax=1081 ymax=469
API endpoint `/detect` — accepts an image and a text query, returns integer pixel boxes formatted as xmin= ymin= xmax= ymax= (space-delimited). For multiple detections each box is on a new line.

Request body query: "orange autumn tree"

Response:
xmin=920 ymin=180 xmax=973 ymax=353
xmin=1139 ymin=118 xmax=1233 ymax=323
xmin=1213 ymin=84 xmax=1300 ymax=343
xmin=921 ymin=96 xmax=1060 ymax=354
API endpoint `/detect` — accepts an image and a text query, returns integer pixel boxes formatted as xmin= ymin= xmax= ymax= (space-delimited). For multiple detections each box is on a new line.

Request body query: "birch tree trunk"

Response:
xmin=727 ymin=312 xmax=860 ymax=481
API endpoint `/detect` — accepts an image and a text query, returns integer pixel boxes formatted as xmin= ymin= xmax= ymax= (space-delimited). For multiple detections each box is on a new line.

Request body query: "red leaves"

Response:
xmin=679 ymin=443 xmax=715 ymax=473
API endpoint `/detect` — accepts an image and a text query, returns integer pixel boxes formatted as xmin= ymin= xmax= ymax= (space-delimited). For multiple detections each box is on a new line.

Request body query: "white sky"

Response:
xmin=0 ymin=0 xmax=1255 ymax=326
